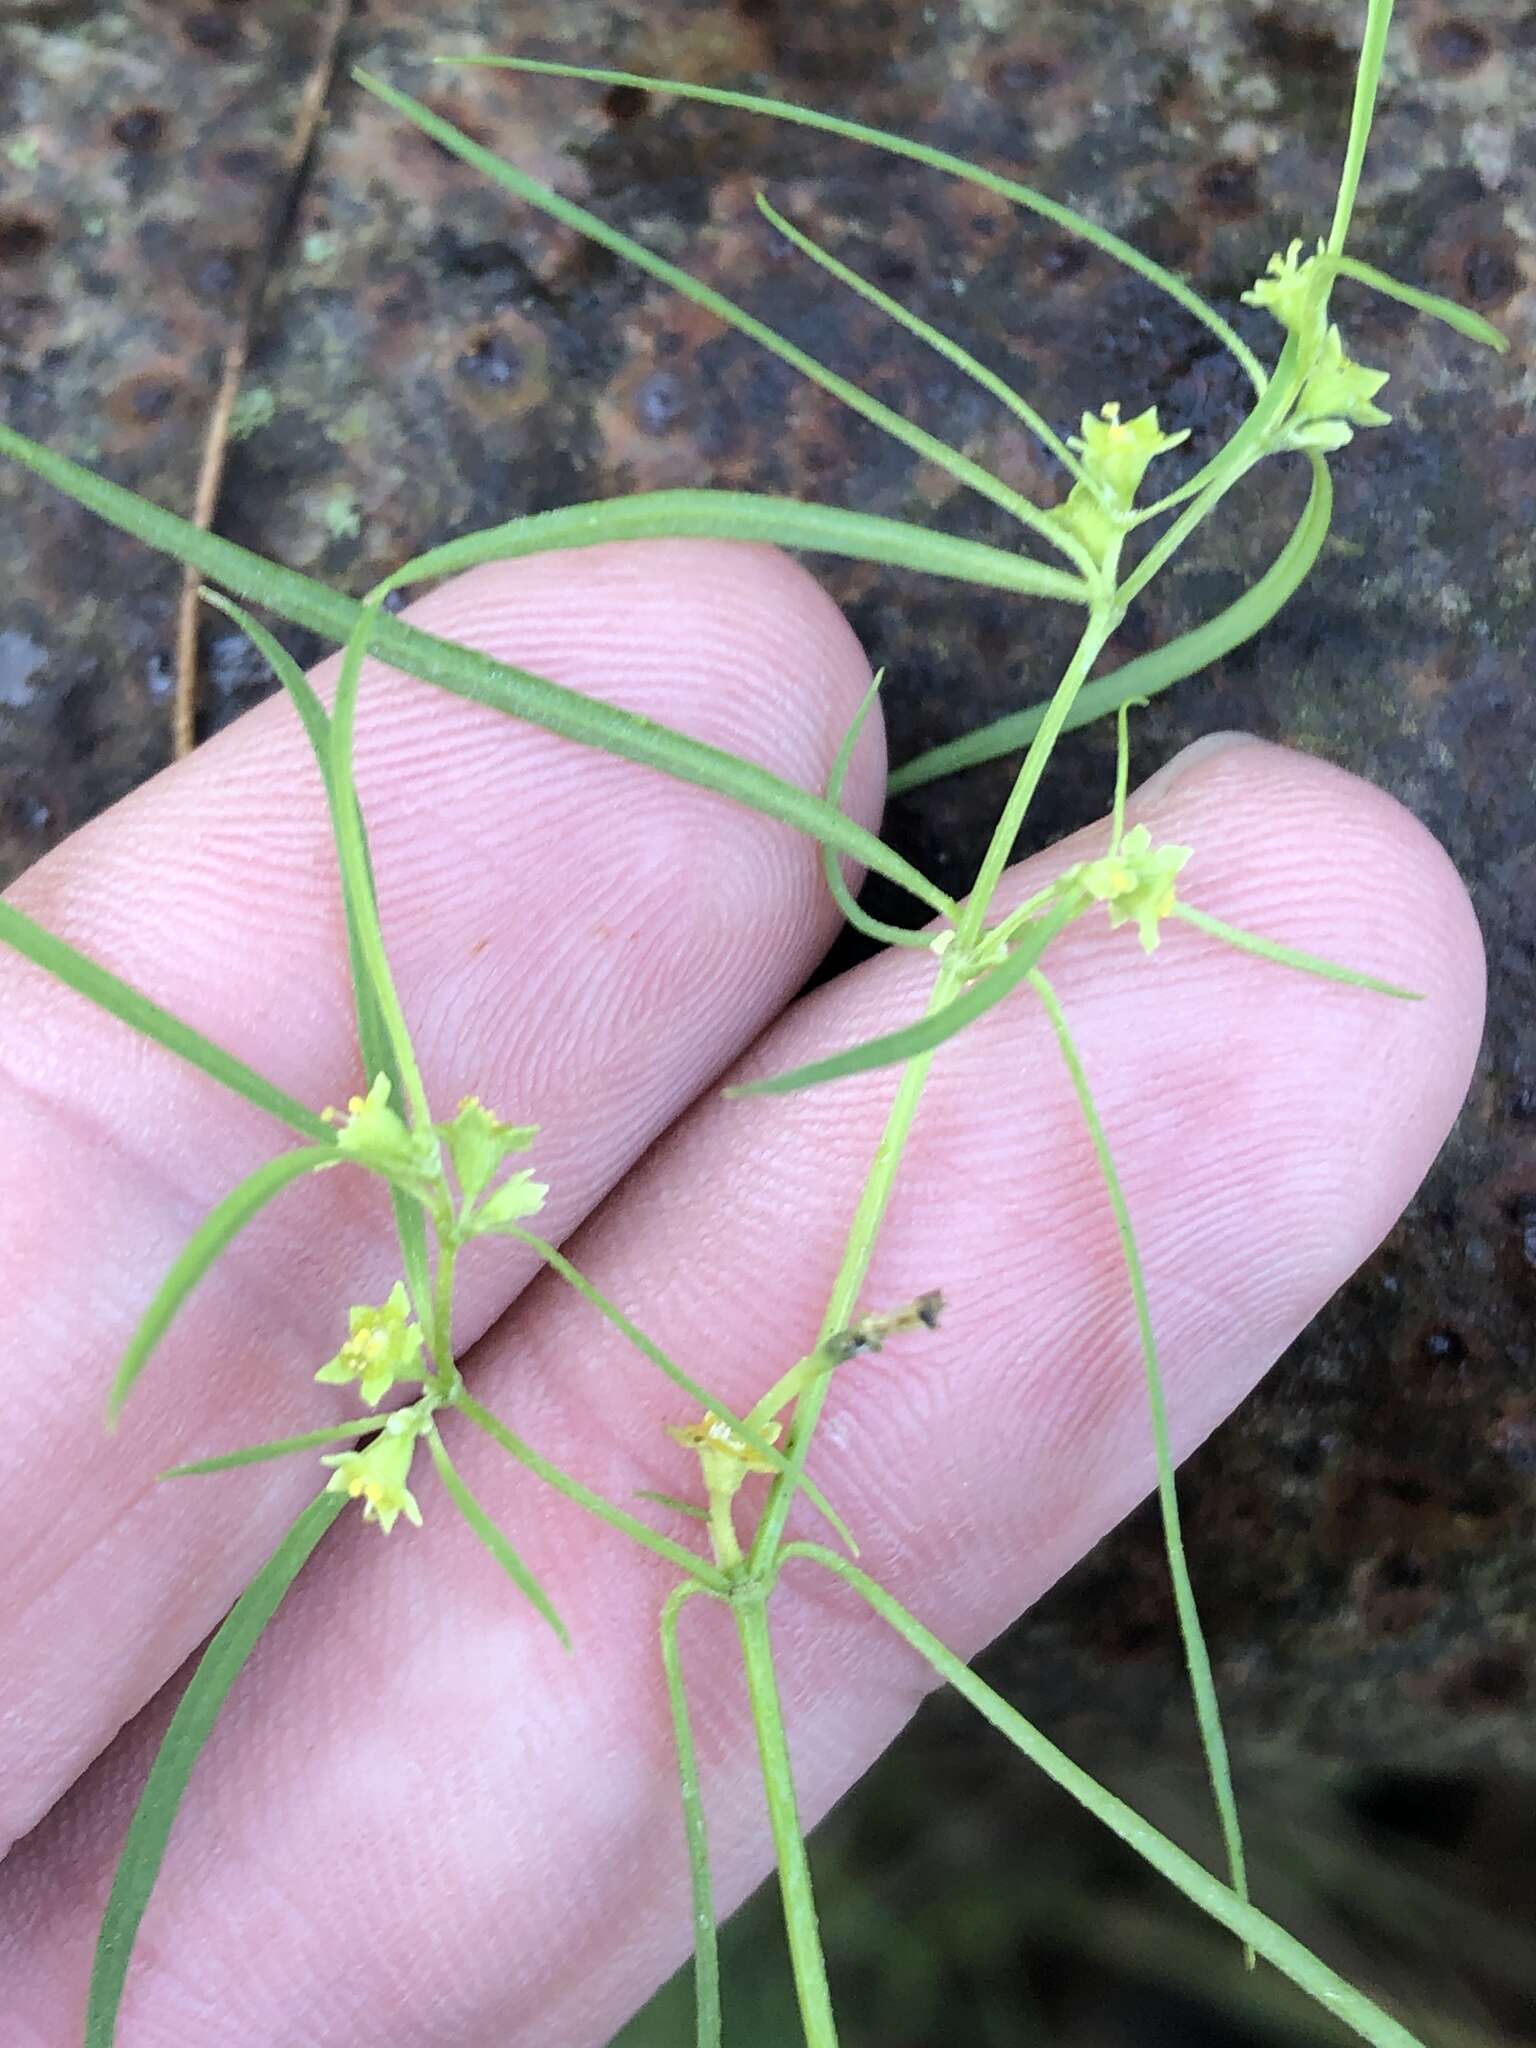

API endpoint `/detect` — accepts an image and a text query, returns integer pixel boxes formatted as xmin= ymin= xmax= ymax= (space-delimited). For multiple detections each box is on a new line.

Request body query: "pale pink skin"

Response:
xmin=0 ymin=542 xmax=1484 ymax=2046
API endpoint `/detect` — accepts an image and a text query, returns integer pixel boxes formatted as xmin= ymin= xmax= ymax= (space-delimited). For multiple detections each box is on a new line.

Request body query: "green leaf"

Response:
xmin=85 ymin=1489 xmax=345 ymax=2048
xmin=755 ymin=194 xmax=1086 ymax=487
xmin=354 ymin=72 xmax=1092 ymax=582
xmin=371 ymin=488 xmax=1086 ymax=607
xmin=442 ymin=57 xmax=1267 ymax=395
xmin=889 ymin=453 xmax=1333 ymax=793
xmin=784 ymin=1543 xmax=1430 ymax=2048
xmin=1029 ymin=969 xmax=1250 ymax=1954
xmin=636 ymin=1490 xmax=711 ymax=1522
xmin=425 ymin=1427 xmax=570 ymax=1648
xmin=727 ymin=900 xmax=1076 ymax=1097
xmin=822 ymin=671 xmax=930 ymax=952
xmin=508 ymin=1230 xmax=857 ymax=1555
xmin=457 ymin=1391 xmax=729 ymax=1594
xmin=0 ymin=422 xmax=955 ymax=923
xmin=161 ymin=1418 xmax=379 ymax=1478
xmin=0 ymin=898 xmax=328 ymax=1143
xmin=1335 ymin=254 xmax=1509 ymax=353
xmin=661 ymin=1584 xmax=722 ymax=2048
xmin=1174 ymin=904 xmax=1421 ymax=999
xmin=199 ymin=591 xmax=432 ymax=1316
xmin=109 ymin=1145 xmax=338 ymax=1425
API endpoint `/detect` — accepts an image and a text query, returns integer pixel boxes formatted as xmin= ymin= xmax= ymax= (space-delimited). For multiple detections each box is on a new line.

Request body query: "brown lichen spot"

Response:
xmin=105 ymin=368 xmax=183 ymax=432
xmin=217 ymin=146 xmax=273 ymax=183
xmin=447 ymin=314 xmax=548 ymax=422
xmin=987 ymin=50 xmax=1059 ymax=97
xmin=111 ymin=106 xmax=167 ymax=152
xmin=1251 ymin=8 xmax=1347 ymax=76
xmin=602 ymin=83 xmax=651 ymax=125
xmin=0 ymin=214 xmax=49 ymax=266
xmin=183 ymin=10 xmax=243 ymax=56
xmin=1197 ymin=157 xmax=1260 ymax=220
xmin=1419 ymin=19 xmax=1492 ymax=75
xmin=1352 ymin=1546 xmax=1437 ymax=1633
xmin=1427 ymin=207 xmax=1523 ymax=313
xmin=1440 ymin=1648 xmax=1528 ymax=1713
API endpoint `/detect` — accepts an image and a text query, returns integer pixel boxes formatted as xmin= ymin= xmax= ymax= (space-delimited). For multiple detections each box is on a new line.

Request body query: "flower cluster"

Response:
xmin=1244 ymin=240 xmax=1392 ymax=451
xmin=1055 ymin=824 xmax=1192 ymax=953
xmin=1049 ymin=403 xmax=1190 ymax=566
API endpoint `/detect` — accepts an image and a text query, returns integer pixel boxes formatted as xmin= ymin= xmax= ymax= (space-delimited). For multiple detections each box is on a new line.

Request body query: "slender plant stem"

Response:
xmin=783 ymin=1545 xmax=1428 ymax=2048
xmin=431 ymin=1238 xmax=459 ymax=1384
xmin=661 ymin=1584 xmax=722 ymax=2048
xmin=458 ymin=1391 xmax=728 ymax=1593
xmin=1329 ymin=0 xmax=1396 ymax=257
xmin=960 ymin=606 xmax=1118 ymax=934
xmin=1028 ymin=968 xmax=1251 ymax=1949
xmin=736 ymin=1592 xmax=840 ymax=2048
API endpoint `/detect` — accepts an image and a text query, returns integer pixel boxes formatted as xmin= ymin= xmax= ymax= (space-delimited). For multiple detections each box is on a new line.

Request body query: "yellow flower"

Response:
xmin=322 ymin=1418 xmax=424 ymax=1534
xmin=1057 ymin=824 xmax=1192 ymax=952
xmin=668 ymin=1412 xmax=781 ymax=1503
xmin=314 ymin=1281 xmax=425 ymax=1407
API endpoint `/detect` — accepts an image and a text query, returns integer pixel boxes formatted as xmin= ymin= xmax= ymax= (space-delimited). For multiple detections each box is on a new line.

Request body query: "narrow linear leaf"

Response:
xmin=85 ymin=1489 xmax=345 ymax=2048
xmin=637 ymin=1490 xmax=711 ymax=1522
xmin=457 ymin=1391 xmax=728 ymax=1594
xmin=369 ymin=487 xmax=1085 ymax=607
xmin=161 ymin=1418 xmax=380 ymax=1478
xmin=822 ymin=671 xmax=929 ymax=952
xmin=510 ymin=1230 xmax=857 ymax=1555
xmin=0 ymin=898 xmax=327 ymax=1143
xmin=757 ymin=193 xmax=1086 ymax=484
xmin=109 ymin=1146 xmax=338 ymax=1425
xmin=0 ymin=422 xmax=955 ymax=922
xmin=355 ymin=72 xmax=1093 ymax=579
xmin=890 ymin=453 xmax=1333 ymax=793
xmin=426 ymin=1428 xmax=570 ymax=1648
xmin=1174 ymin=904 xmax=1421 ymax=999
xmin=728 ymin=900 xmax=1077 ymax=1097
xmin=662 ymin=1584 xmax=722 ymax=2048
xmin=445 ymin=58 xmax=1266 ymax=393
xmin=1334 ymin=255 xmax=1508 ymax=353
xmin=1030 ymin=969 xmax=1250 ymax=1951
xmin=785 ymin=1544 xmax=1429 ymax=2048
xmin=199 ymin=592 xmax=432 ymax=1314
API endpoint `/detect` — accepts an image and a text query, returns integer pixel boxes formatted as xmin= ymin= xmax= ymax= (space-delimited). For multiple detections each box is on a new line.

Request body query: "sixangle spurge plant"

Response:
xmin=0 ymin=2 xmax=1507 ymax=2043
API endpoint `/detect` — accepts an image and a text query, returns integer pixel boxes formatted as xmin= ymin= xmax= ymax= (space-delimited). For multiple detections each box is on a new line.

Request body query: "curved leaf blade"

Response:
xmin=85 ymin=1489 xmax=345 ymax=2048
xmin=354 ymin=72 xmax=1090 ymax=579
xmin=1335 ymin=254 xmax=1509 ymax=352
xmin=371 ymin=488 xmax=1085 ymax=607
xmin=109 ymin=1146 xmax=338 ymax=1425
xmin=729 ymin=900 xmax=1076 ymax=1097
xmin=444 ymin=57 xmax=1266 ymax=393
xmin=888 ymin=453 xmax=1333 ymax=793
xmin=0 ymin=422 xmax=954 ymax=922
xmin=0 ymin=899 xmax=328 ymax=1143
xmin=426 ymin=1428 xmax=570 ymax=1648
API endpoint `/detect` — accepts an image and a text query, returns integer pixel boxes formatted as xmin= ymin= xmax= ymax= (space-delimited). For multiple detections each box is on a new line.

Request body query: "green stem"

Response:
xmin=959 ymin=606 xmax=1118 ymax=936
xmin=736 ymin=1592 xmax=839 ymax=2048
xmin=431 ymin=1238 xmax=460 ymax=1386
xmin=1028 ymin=969 xmax=1251 ymax=1950
xmin=783 ymin=1545 xmax=1428 ymax=2048
xmin=1329 ymin=0 xmax=1396 ymax=257
xmin=457 ymin=1391 xmax=728 ymax=1593
xmin=661 ymin=1584 xmax=722 ymax=2048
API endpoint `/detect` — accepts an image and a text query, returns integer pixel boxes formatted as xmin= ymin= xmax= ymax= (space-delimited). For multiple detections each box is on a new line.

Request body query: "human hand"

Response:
xmin=0 ymin=540 xmax=1483 ymax=2045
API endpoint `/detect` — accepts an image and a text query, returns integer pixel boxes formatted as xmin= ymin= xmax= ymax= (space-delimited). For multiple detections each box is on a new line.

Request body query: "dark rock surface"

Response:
xmin=1 ymin=0 xmax=1533 ymax=1771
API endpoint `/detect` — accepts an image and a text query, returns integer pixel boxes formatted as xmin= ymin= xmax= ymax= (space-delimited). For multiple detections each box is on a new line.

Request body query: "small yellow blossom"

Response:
xmin=1048 ymin=404 xmax=1190 ymax=564
xmin=314 ymin=1281 xmax=425 ymax=1406
xmin=436 ymin=1095 xmax=539 ymax=1205
xmin=669 ymin=1412 xmax=781 ymax=1504
xmin=1057 ymin=824 xmax=1191 ymax=952
xmin=322 ymin=1417 xmax=425 ymax=1533
xmin=324 ymin=1073 xmax=439 ymax=1189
